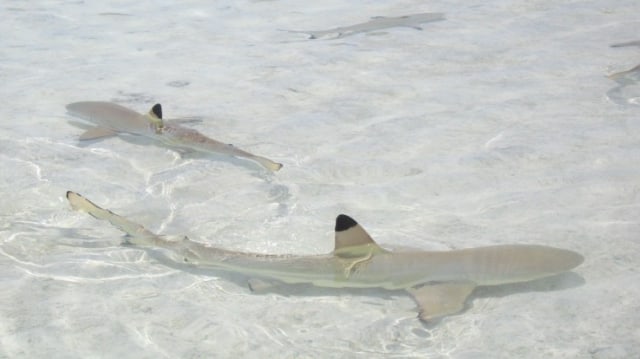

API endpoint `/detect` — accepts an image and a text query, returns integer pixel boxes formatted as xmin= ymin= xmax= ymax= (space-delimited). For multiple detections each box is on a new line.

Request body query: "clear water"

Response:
xmin=1 ymin=1 xmax=639 ymax=358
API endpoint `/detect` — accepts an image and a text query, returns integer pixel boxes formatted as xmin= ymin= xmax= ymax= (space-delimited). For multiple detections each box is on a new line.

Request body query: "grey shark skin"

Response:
xmin=65 ymin=101 xmax=282 ymax=172
xmin=287 ymin=12 xmax=445 ymax=40
xmin=66 ymin=191 xmax=583 ymax=323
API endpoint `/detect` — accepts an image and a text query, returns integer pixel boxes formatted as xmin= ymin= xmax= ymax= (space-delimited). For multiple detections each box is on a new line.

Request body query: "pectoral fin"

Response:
xmin=79 ymin=126 xmax=117 ymax=140
xmin=247 ymin=278 xmax=281 ymax=293
xmin=407 ymin=281 xmax=476 ymax=323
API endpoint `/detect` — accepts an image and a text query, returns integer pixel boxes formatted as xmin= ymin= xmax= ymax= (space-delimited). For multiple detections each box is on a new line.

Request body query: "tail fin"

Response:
xmin=66 ymin=191 xmax=158 ymax=242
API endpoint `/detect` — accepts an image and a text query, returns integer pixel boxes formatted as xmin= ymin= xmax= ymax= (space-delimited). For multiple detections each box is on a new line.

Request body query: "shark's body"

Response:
xmin=287 ymin=12 xmax=445 ymax=40
xmin=65 ymin=101 xmax=282 ymax=171
xmin=66 ymin=191 xmax=583 ymax=322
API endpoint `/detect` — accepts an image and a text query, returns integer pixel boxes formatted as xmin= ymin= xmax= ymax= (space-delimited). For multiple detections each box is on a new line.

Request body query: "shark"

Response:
xmin=608 ymin=41 xmax=640 ymax=79
xmin=611 ymin=40 xmax=640 ymax=48
xmin=285 ymin=12 xmax=445 ymax=40
xmin=65 ymin=101 xmax=283 ymax=172
xmin=66 ymin=191 xmax=584 ymax=323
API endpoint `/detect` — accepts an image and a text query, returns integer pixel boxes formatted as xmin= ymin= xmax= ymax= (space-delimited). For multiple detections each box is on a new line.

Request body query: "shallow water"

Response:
xmin=1 ymin=0 xmax=639 ymax=358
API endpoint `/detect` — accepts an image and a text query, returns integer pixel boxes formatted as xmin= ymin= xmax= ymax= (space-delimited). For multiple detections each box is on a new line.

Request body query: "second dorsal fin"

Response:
xmin=333 ymin=214 xmax=386 ymax=257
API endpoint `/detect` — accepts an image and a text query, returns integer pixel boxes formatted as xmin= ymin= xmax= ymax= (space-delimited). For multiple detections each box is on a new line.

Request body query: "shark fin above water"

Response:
xmin=333 ymin=214 xmax=388 ymax=258
xmin=407 ymin=281 xmax=477 ymax=322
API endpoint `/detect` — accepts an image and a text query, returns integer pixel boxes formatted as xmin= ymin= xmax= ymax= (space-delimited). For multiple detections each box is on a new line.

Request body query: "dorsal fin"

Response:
xmin=151 ymin=103 xmax=162 ymax=119
xmin=147 ymin=103 xmax=164 ymax=132
xmin=334 ymin=214 xmax=386 ymax=257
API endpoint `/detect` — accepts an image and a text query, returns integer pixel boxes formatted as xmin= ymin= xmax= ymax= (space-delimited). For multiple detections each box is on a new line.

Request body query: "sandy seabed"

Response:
xmin=1 ymin=1 xmax=639 ymax=358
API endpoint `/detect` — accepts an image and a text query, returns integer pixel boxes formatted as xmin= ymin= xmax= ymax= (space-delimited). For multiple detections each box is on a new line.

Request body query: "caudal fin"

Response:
xmin=66 ymin=191 xmax=157 ymax=242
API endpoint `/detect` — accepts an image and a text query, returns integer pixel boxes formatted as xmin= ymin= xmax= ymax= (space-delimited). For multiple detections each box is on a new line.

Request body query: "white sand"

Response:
xmin=1 ymin=1 xmax=639 ymax=357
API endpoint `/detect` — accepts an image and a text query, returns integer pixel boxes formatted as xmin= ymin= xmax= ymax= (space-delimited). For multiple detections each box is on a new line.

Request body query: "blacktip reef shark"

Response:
xmin=65 ymin=101 xmax=283 ymax=172
xmin=285 ymin=12 xmax=445 ymax=40
xmin=66 ymin=191 xmax=583 ymax=323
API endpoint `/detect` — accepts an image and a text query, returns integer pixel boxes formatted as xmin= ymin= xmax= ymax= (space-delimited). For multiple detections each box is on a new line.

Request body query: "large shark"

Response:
xmin=65 ymin=101 xmax=283 ymax=172
xmin=66 ymin=191 xmax=583 ymax=322
xmin=286 ymin=12 xmax=445 ymax=40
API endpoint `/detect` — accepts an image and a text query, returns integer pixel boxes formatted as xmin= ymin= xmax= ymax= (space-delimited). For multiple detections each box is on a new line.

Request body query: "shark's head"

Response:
xmin=333 ymin=214 xmax=387 ymax=258
xmin=147 ymin=104 xmax=164 ymax=134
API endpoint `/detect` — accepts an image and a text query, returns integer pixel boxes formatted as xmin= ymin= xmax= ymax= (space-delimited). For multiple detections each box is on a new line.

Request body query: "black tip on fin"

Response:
xmin=151 ymin=104 xmax=162 ymax=119
xmin=335 ymin=214 xmax=358 ymax=232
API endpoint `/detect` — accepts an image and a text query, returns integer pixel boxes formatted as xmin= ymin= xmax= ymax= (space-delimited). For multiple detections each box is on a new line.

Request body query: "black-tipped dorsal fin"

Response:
xmin=147 ymin=104 xmax=164 ymax=132
xmin=150 ymin=103 xmax=162 ymax=119
xmin=334 ymin=214 xmax=386 ymax=257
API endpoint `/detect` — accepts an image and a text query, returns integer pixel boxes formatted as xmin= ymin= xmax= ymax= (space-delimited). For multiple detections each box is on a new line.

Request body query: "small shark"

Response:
xmin=66 ymin=191 xmax=583 ymax=322
xmin=608 ymin=63 xmax=640 ymax=80
xmin=611 ymin=40 xmax=640 ymax=48
xmin=65 ymin=101 xmax=283 ymax=172
xmin=286 ymin=12 xmax=445 ymax=40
